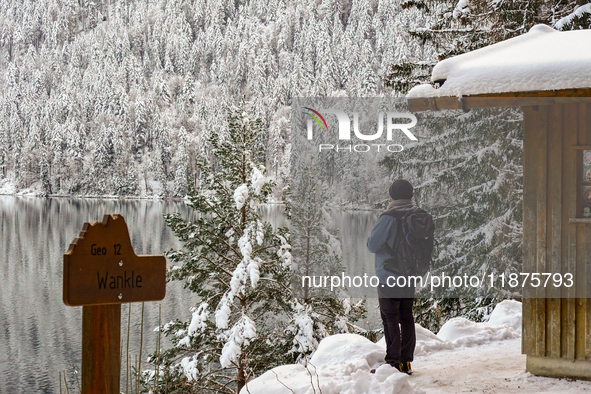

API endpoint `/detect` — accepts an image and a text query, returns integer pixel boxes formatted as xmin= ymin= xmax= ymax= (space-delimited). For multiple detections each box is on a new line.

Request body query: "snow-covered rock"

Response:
xmin=434 ymin=300 xmax=522 ymax=347
xmin=487 ymin=299 xmax=522 ymax=331
xmin=242 ymin=364 xmax=320 ymax=394
xmin=437 ymin=316 xmax=520 ymax=347
xmin=241 ymin=362 xmax=415 ymax=394
xmin=241 ymin=333 xmax=415 ymax=394
xmin=310 ymin=333 xmax=385 ymax=369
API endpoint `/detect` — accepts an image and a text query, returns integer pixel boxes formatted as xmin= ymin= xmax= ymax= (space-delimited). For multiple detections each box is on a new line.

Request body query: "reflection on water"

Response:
xmin=0 ymin=197 xmax=198 ymax=393
xmin=328 ymin=209 xmax=382 ymax=333
xmin=0 ymin=197 xmax=382 ymax=393
xmin=331 ymin=209 xmax=381 ymax=281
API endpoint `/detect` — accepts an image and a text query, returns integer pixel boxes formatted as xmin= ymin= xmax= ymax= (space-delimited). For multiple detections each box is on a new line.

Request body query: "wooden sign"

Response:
xmin=63 ymin=214 xmax=167 ymax=394
xmin=63 ymin=214 xmax=166 ymax=306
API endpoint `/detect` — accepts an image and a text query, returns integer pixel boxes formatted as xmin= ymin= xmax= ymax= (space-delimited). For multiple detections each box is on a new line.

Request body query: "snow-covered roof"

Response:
xmin=407 ymin=25 xmax=591 ymax=98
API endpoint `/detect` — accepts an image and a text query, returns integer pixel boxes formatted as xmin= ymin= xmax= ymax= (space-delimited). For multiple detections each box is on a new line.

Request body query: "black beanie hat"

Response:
xmin=389 ymin=179 xmax=413 ymax=200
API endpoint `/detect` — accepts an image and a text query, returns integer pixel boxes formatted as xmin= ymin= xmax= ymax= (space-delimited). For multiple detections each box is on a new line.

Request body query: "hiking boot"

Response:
xmin=400 ymin=361 xmax=413 ymax=375
xmin=391 ymin=362 xmax=403 ymax=372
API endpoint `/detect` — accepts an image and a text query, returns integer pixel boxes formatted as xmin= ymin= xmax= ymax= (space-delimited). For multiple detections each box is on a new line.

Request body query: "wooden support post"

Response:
xmin=81 ymin=304 xmax=122 ymax=394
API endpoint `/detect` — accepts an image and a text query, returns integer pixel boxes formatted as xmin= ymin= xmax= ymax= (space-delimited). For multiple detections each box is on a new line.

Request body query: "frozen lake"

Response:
xmin=0 ymin=196 xmax=382 ymax=393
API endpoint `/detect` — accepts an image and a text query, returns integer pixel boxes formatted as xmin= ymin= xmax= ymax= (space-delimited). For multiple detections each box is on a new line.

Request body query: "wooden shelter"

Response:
xmin=407 ymin=25 xmax=591 ymax=379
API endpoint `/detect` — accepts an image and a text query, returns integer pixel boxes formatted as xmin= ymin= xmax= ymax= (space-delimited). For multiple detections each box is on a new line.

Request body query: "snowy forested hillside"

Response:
xmin=0 ymin=0 xmax=436 ymax=197
xmin=4 ymin=1 xmax=591 ymax=392
xmin=0 ymin=0 xmax=587 ymax=199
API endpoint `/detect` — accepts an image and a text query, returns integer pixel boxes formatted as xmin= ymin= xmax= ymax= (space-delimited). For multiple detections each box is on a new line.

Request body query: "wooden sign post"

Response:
xmin=63 ymin=214 xmax=166 ymax=394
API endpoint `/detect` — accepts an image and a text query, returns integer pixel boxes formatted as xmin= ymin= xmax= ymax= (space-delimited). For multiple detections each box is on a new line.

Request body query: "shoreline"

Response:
xmin=0 ymin=194 xmax=384 ymax=212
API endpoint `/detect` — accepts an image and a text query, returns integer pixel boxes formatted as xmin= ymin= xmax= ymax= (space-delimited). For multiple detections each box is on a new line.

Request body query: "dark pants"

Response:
xmin=378 ymin=295 xmax=416 ymax=365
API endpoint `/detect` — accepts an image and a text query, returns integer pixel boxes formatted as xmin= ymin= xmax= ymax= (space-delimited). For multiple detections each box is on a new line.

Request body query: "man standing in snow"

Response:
xmin=367 ymin=179 xmax=416 ymax=375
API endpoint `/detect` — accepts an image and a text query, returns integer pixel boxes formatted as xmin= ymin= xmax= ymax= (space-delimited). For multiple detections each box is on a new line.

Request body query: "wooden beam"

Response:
xmin=586 ymin=103 xmax=591 ymax=361
xmin=407 ymin=97 xmax=441 ymax=112
xmin=476 ymin=88 xmax=591 ymax=98
xmin=576 ymin=224 xmax=587 ymax=360
xmin=524 ymin=105 xmax=549 ymax=357
xmin=562 ymin=103 xmax=577 ymax=360
xmin=527 ymin=355 xmax=591 ymax=379
xmin=574 ymin=103 xmax=587 ymax=362
xmin=547 ymin=105 xmax=563 ymax=359
xmin=586 ymin=223 xmax=591 ymax=360
xmin=522 ymin=106 xmax=539 ymax=355
xmin=407 ymin=89 xmax=591 ymax=112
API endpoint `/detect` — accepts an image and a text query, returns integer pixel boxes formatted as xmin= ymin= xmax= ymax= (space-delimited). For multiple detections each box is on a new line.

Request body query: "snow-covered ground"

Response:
xmin=411 ymin=338 xmax=591 ymax=393
xmin=241 ymin=301 xmax=591 ymax=394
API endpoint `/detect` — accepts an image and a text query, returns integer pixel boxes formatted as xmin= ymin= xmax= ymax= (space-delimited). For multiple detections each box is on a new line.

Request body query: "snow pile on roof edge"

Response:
xmin=407 ymin=25 xmax=591 ymax=98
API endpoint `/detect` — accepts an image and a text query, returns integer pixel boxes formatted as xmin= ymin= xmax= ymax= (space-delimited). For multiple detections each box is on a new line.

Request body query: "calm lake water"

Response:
xmin=0 ymin=196 xmax=382 ymax=393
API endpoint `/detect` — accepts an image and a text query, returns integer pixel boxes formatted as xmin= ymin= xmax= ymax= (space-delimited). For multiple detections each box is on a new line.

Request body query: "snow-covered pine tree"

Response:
xmin=555 ymin=3 xmax=591 ymax=30
xmin=385 ymin=0 xmax=591 ymax=94
xmin=152 ymin=109 xmax=294 ymax=394
xmin=173 ymin=127 xmax=189 ymax=198
xmin=40 ymin=148 xmax=52 ymax=196
xmin=288 ymin=159 xmax=367 ymax=359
